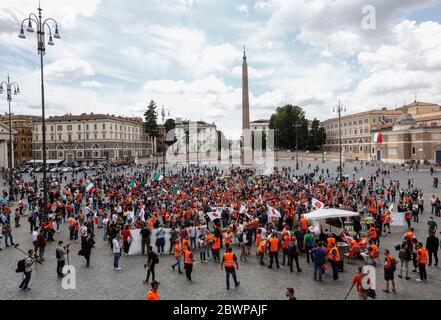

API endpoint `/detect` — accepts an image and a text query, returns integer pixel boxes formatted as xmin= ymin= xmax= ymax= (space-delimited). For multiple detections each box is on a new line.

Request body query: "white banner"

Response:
xmin=389 ymin=204 xmax=406 ymax=226
xmin=128 ymin=228 xmax=172 ymax=255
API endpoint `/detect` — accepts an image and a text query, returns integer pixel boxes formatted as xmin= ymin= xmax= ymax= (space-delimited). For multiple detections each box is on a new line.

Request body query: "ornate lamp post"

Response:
xmin=0 ymin=75 xmax=20 ymax=198
xmin=19 ymin=4 xmax=61 ymax=217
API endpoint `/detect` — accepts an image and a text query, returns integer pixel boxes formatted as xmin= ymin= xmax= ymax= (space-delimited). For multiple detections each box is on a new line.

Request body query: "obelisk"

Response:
xmin=241 ymin=46 xmax=252 ymax=165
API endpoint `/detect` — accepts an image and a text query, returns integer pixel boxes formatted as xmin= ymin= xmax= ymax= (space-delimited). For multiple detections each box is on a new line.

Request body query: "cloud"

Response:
xmin=0 ymin=0 xmax=102 ymax=31
xmin=81 ymin=80 xmax=104 ymax=88
xmin=45 ymin=59 xmax=95 ymax=80
xmin=237 ymin=4 xmax=249 ymax=16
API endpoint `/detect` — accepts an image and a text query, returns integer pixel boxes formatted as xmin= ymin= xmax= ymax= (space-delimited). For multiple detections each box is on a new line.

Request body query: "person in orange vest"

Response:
xmin=211 ymin=235 xmax=221 ymax=263
xmin=146 ymin=281 xmax=159 ymax=300
xmin=404 ymin=228 xmax=415 ymax=241
xmin=257 ymin=238 xmax=267 ymax=265
xmin=171 ymin=239 xmax=183 ymax=274
xmin=368 ymin=224 xmax=378 ymax=246
xmin=224 ymin=229 xmax=232 ymax=248
xmin=281 ymin=232 xmax=291 ymax=266
xmin=361 ymin=241 xmax=378 ymax=265
xmin=383 ymin=249 xmax=397 ymax=293
xmin=267 ymin=234 xmax=280 ymax=269
xmin=184 ymin=246 xmax=195 ymax=281
xmin=300 ymin=215 xmax=309 ymax=234
xmin=326 ymin=235 xmax=336 ymax=251
xmin=220 ymin=247 xmax=240 ymax=290
xmin=327 ymin=242 xmax=340 ymax=280
xmin=416 ymin=242 xmax=428 ymax=282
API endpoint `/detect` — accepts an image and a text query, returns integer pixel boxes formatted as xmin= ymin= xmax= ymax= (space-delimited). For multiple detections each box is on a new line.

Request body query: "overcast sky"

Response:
xmin=1 ymin=0 xmax=441 ymax=138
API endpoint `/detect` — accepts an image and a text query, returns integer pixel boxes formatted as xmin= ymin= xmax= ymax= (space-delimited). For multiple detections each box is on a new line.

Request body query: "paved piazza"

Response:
xmin=1 ymin=159 xmax=441 ymax=300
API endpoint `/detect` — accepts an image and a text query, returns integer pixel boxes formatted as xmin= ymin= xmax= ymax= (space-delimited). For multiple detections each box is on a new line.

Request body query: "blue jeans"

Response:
xmin=190 ymin=237 xmax=196 ymax=249
xmin=314 ymin=263 xmax=323 ymax=281
xmin=4 ymin=232 xmax=14 ymax=246
xmin=113 ymin=252 xmax=121 ymax=268
xmin=19 ymin=271 xmax=32 ymax=290
xmin=171 ymin=256 xmax=182 ymax=272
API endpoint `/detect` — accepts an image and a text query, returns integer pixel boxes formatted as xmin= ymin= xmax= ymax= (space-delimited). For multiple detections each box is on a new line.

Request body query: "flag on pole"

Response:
xmin=86 ymin=182 xmax=95 ymax=193
xmin=312 ymin=198 xmax=325 ymax=210
xmin=173 ymin=187 xmax=181 ymax=195
xmin=224 ymin=185 xmax=229 ymax=191
xmin=154 ymin=173 xmax=164 ymax=181
xmin=372 ymin=132 xmax=382 ymax=143
xmin=160 ymin=187 xmax=168 ymax=194
xmin=129 ymin=180 xmax=136 ymax=189
xmin=206 ymin=211 xmax=221 ymax=221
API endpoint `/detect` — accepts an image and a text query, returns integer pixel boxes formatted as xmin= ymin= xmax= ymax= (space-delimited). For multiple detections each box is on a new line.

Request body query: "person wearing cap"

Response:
xmin=146 ymin=281 xmax=159 ymax=300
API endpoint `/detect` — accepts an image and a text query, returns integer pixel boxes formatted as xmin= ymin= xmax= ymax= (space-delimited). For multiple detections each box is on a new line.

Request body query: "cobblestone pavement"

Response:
xmin=1 ymin=160 xmax=441 ymax=300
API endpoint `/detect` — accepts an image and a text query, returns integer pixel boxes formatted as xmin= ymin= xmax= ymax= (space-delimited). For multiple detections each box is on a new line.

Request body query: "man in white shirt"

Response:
xmin=112 ymin=236 xmax=122 ymax=270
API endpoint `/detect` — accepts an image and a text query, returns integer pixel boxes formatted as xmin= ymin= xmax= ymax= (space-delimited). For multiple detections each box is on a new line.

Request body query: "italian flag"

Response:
xmin=173 ymin=187 xmax=181 ymax=195
xmin=129 ymin=180 xmax=136 ymax=189
xmin=160 ymin=187 xmax=168 ymax=193
xmin=372 ymin=132 xmax=382 ymax=143
xmin=86 ymin=182 xmax=96 ymax=193
xmin=154 ymin=173 xmax=164 ymax=181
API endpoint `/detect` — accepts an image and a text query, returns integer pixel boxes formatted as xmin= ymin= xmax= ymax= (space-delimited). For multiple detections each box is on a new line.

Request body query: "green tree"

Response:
xmin=269 ymin=104 xmax=308 ymax=150
xmin=307 ymin=118 xmax=321 ymax=151
xmin=144 ymin=100 xmax=159 ymax=153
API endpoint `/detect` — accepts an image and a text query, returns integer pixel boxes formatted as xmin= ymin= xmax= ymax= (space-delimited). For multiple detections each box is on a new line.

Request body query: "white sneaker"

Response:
xmin=416 ymin=278 xmax=422 ymax=282
xmin=117 ymin=267 xmax=122 ymax=270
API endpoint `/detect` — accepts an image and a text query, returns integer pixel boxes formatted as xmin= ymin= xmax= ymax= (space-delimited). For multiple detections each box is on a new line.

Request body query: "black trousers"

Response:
xmin=269 ymin=251 xmax=279 ymax=268
xmin=184 ymin=263 xmax=193 ymax=280
xmin=288 ymin=254 xmax=301 ymax=272
xmin=330 ymin=260 xmax=339 ymax=280
xmin=225 ymin=267 xmax=239 ymax=289
xmin=282 ymin=248 xmax=288 ymax=265
xmin=418 ymin=263 xmax=427 ymax=280
xmin=146 ymin=266 xmax=155 ymax=282
xmin=429 ymin=250 xmax=438 ymax=266
xmin=57 ymin=260 xmax=65 ymax=276
xmin=141 ymin=237 xmax=150 ymax=255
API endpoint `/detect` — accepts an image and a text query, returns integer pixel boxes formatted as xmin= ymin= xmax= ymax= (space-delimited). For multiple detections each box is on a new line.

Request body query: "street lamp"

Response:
xmin=321 ymin=128 xmax=325 ymax=163
xmin=292 ymin=122 xmax=299 ymax=170
xmin=0 ymin=75 xmax=20 ymax=199
xmin=333 ymin=100 xmax=346 ymax=182
xmin=19 ymin=4 xmax=61 ymax=218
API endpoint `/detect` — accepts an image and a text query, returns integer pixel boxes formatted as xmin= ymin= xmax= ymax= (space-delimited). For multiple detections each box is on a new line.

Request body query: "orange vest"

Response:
xmin=269 ymin=237 xmax=279 ymax=252
xmin=146 ymin=289 xmax=159 ymax=300
xmin=369 ymin=244 xmax=378 ymax=257
xmin=282 ymin=235 xmax=291 ymax=249
xmin=328 ymin=247 xmax=341 ymax=261
xmin=184 ymin=249 xmax=193 ymax=264
xmin=405 ymin=231 xmax=414 ymax=240
xmin=182 ymin=238 xmax=189 ymax=248
xmin=212 ymin=237 xmax=221 ymax=250
xmin=301 ymin=217 xmax=308 ymax=230
xmin=174 ymin=244 xmax=182 ymax=257
xmin=223 ymin=252 xmax=235 ymax=268
xmin=224 ymin=233 xmax=232 ymax=245
xmin=369 ymin=227 xmax=377 ymax=239
xmin=417 ymin=248 xmax=428 ymax=264
xmin=258 ymin=240 xmax=267 ymax=254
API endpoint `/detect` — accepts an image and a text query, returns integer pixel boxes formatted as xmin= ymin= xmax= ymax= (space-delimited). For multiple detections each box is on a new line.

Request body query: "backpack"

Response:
xmin=16 ymin=258 xmax=26 ymax=273
xmin=389 ymin=257 xmax=397 ymax=272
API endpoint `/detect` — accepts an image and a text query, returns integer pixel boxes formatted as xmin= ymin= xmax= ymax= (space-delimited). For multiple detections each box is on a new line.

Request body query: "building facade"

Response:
xmin=33 ymin=113 xmax=154 ymax=164
xmin=322 ymin=101 xmax=441 ymax=162
xmin=250 ymin=119 xmax=270 ymax=134
xmin=0 ymin=114 xmax=39 ymax=165
xmin=0 ymin=122 xmax=16 ymax=168
xmin=171 ymin=119 xmax=218 ymax=160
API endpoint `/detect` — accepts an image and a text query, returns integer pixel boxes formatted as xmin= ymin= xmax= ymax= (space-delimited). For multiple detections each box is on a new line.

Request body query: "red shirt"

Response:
xmin=122 ymin=229 xmax=132 ymax=242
